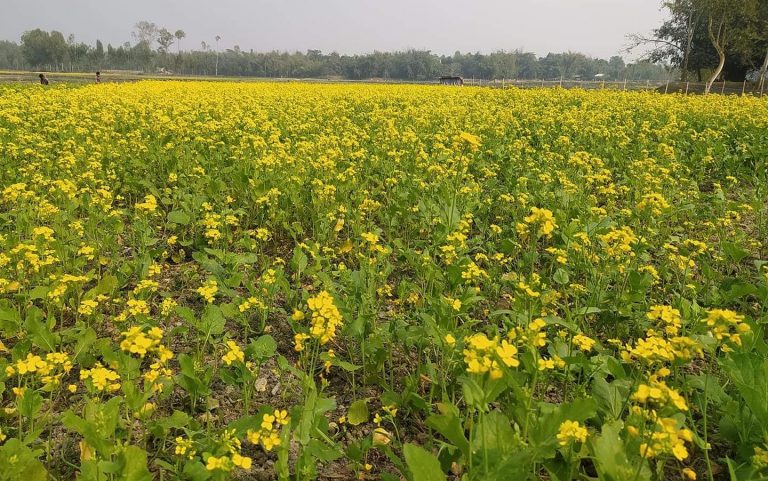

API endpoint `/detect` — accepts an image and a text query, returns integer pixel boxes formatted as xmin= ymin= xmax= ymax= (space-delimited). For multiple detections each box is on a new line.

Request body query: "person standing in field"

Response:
xmin=38 ymin=73 xmax=49 ymax=85
xmin=96 ymin=71 xmax=101 ymax=83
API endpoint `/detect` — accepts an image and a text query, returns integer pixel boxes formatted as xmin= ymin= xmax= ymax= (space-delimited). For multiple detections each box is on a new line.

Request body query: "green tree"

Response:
xmin=174 ymin=30 xmax=186 ymax=54
xmin=157 ymin=28 xmax=175 ymax=55
xmin=20 ymin=29 xmax=52 ymax=67
xmin=132 ymin=21 xmax=159 ymax=48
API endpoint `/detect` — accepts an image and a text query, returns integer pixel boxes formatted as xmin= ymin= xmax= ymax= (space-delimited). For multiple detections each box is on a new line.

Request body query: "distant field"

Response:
xmin=0 ymin=69 xmax=433 ymax=85
xmin=2 ymin=69 xmax=764 ymax=97
xmin=1 ymin=81 xmax=768 ymax=481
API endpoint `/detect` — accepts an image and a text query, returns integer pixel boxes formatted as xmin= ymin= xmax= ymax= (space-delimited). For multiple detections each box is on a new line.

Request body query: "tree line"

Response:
xmin=631 ymin=0 xmax=768 ymax=93
xmin=0 ymin=22 xmax=671 ymax=81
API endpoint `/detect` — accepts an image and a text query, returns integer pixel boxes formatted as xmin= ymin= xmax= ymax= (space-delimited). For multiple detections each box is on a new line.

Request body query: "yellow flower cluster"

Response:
xmin=135 ymin=194 xmax=158 ymax=212
xmin=80 ymin=363 xmax=121 ymax=392
xmin=120 ymin=326 xmax=164 ymax=357
xmin=206 ymin=453 xmax=252 ymax=471
xmin=599 ymin=226 xmax=637 ymax=260
xmin=6 ymin=352 xmax=73 ymax=387
xmin=636 ymin=417 xmax=693 ymax=461
xmin=704 ymin=309 xmax=750 ymax=348
xmin=204 ymin=429 xmax=252 ymax=471
xmin=239 ymin=296 xmax=265 ymax=312
xmin=754 ymin=446 xmax=768 ymax=468
xmin=647 ymin=305 xmax=682 ymax=335
xmin=221 ymin=340 xmax=245 ymax=365
xmin=557 ymin=420 xmax=588 ymax=446
xmin=306 ymin=290 xmax=343 ymax=345
xmin=462 ymin=333 xmax=519 ymax=379
xmin=637 ymin=192 xmax=670 ymax=215
xmin=519 ymin=207 xmax=557 ymax=238
xmin=197 ymin=279 xmax=219 ymax=303
xmin=247 ymin=410 xmax=290 ymax=451
xmin=174 ymin=436 xmax=195 ymax=459
xmin=622 ymin=334 xmax=702 ymax=364
xmin=572 ymin=334 xmax=596 ymax=352
xmin=632 ymin=380 xmax=688 ymax=411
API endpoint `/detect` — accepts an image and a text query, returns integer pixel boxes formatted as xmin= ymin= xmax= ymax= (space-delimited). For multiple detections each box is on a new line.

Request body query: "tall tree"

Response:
xmin=627 ymin=1 xmax=704 ymax=81
xmin=174 ymin=30 xmax=186 ymax=54
xmin=20 ymin=29 xmax=52 ymax=67
xmin=157 ymin=28 xmax=175 ymax=55
xmin=698 ymin=0 xmax=757 ymax=93
xmin=132 ymin=21 xmax=159 ymax=48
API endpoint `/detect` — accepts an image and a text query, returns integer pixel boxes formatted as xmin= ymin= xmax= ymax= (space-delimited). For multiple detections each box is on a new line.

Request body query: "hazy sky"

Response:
xmin=1 ymin=0 xmax=666 ymax=59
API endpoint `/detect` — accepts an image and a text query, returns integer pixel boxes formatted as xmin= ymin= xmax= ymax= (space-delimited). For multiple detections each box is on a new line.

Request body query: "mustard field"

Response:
xmin=1 ymin=82 xmax=768 ymax=481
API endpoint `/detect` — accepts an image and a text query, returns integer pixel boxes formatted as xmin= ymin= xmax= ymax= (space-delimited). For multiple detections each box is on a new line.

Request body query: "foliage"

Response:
xmin=634 ymin=0 xmax=768 ymax=82
xmin=4 ymin=27 xmax=669 ymax=80
xmin=0 ymin=81 xmax=767 ymax=480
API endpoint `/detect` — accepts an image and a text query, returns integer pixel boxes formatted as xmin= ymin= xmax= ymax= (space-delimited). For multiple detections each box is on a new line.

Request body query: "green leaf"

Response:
xmin=24 ymin=307 xmax=58 ymax=352
xmin=403 ymin=443 xmax=446 ymax=481
xmin=592 ymin=377 xmax=628 ymax=420
xmin=85 ymin=275 xmax=118 ymax=299
xmin=304 ymin=439 xmax=343 ymax=463
xmin=471 ymin=411 xmax=516 ymax=470
xmin=167 ymin=210 xmax=191 ymax=225
xmin=722 ymin=353 xmax=768 ymax=425
xmin=347 ymin=399 xmax=370 ymax=426
xmin=722 ymin=241 xmax=749 ymax=264
xmin=182 ymin=460 xmax=211 ymax=481
xmin=174 ymin=306 xmax=196 ymax=325
xmin=156 ymin=411 xmax=190 ymax=430
xmin=119 ymin=446 xmax=152 ymax=481
xmin=574 ymin=307 xmax=602 ymax=316
xmin=319 ymin=352 xmax=361 ymax=372
xmin=591 ymin=421 xmax=649 ymax=481
xmin=28 ymin=286 xmax=49 ymax=300
xmin=0 ymin=302 xmax=20 ymax=332
xmin=0 ymin=439 xmax=47 ymax=481
xmin=73 ymin=327 xmax=98 ymax=361
xmin=426 ymin=403 xmax=470 ymax=458
xmin=531 ymin=398 xmax=596 ymax=451
xmin=553 ymin=268 xmax=570 ymax=285
xmin=200 ymin=304 xmax=225 ymax=335
xmin=18 ymin=390 xmax=43 ymax=418
xmin=219 ymin=302 xmax=239 ymax=319
xmin=291 ymin=247 xmax=308 ymax=273
xmin=248 ymin=335 xmax=277 ymax=360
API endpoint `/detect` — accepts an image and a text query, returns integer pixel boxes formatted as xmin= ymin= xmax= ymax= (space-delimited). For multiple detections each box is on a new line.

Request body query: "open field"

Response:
xmin=2 ymin=70 xmax=765 ymax=96
xmin=1 ymin=82 xmax=768 ymax=481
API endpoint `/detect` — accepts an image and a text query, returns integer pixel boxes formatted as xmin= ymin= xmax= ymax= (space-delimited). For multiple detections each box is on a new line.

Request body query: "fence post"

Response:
xmin=742 ymin=80 xmax=746 ymax=96
xmin=721 ymin=80 xmax=726 ymax=94
xmin=646 ymin=80 xmax=650 ymax=90
xmin=623 ymin=78 xmax=627 ymax=91
xmin=541 ymin=78 xmax=545 ymax=88
xmin=559 ymin=76 xmax=563 ymax=88
xmin=664 ymin=79 xmax=669 ymax=94
xmin=685 ymin=82 xmax=689 ymax=94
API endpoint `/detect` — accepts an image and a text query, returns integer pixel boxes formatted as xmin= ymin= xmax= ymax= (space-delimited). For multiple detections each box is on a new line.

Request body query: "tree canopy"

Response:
xmin=2 ymin=26 xmax=669 ymax=82
xmin=632 ymin=0 xmax=768 ymax=90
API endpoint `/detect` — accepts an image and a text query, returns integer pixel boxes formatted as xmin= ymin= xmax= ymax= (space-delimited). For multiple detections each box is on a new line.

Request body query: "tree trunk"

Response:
xmin=706 ymin=50 xmax=726 ymax=95
xmin=681 ymin=11 xmax=695 ymax=82
xmin=758 ymin=48 xmax=768 ymax=92
xmin=705 ymin=17 xmax=726 ymax=95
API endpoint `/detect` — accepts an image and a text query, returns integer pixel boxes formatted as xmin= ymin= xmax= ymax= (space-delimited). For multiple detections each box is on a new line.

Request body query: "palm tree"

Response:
xmin=174 ymin=30 xmax=185 ymax=55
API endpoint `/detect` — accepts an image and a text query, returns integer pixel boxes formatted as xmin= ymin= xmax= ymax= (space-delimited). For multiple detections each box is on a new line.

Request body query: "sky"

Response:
xmin=1 ymin=0 xmax=667 ymax=59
